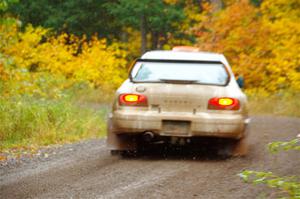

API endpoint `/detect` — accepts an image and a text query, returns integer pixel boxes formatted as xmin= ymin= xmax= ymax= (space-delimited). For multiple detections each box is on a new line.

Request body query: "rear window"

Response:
xmin=131 ymin=61 xmax=229 ymax=85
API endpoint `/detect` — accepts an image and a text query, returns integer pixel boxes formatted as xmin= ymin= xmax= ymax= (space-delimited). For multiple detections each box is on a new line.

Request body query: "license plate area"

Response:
xmin=162 ymin=120 xmax=191 ymax=135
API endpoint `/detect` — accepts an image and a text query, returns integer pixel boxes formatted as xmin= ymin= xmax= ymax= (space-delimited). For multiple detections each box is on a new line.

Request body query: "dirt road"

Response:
xmin=1 ymin=116 xmax=300 ymax=199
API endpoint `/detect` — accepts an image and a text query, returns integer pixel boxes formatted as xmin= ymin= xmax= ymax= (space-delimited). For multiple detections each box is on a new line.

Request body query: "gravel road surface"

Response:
xmin=1 ymin=116 xmax=300 ymax=199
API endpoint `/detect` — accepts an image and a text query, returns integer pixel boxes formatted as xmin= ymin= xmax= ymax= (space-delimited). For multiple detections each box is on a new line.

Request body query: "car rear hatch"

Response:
xmin=129 ymin=59 xmax=232 ymax=114
xmin=133 ymin=83 xmax=227 ymax=114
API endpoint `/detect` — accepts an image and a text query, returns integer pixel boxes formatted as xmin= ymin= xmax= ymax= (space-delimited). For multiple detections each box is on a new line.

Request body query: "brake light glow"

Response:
xmin=119 ymin=94 xmax=148 ymax=106
xmin=124 ymin=94 xmax=139 ymax=102
xmin=208 ymin=97 xmax=240 ymax=110
xmin=218 ymin=98 xmax=234 ymax=106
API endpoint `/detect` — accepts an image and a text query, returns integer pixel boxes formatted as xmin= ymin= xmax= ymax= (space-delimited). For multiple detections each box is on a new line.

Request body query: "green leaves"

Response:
xmin=239 ymin=137 xmax=300 ymax=198
xmin=106 ymin=0 xmax=184 ymax=28
xmin=268 ymin=139 xmax=300 ymax=153
xmin=239 ymin=170 xmax=300 ymax=198
xmin=0 ymin=0 xmax=18 ymax=12
xmin=105 ymin=0 xmax=185 ymax=50
xmin=0 ymin=0 xmax=19 ymax=25
xmin=9 ymin=0 xmax=117 ymax=38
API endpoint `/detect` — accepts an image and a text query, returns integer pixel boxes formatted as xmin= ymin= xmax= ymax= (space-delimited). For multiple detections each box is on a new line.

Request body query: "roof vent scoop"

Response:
xmin=172 ymin=46 xmax=200 ymax=52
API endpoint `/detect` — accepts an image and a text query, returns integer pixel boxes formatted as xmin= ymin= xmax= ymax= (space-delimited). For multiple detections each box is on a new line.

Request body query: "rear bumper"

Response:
xmin=109 ymin=110 xmax=249 ymax=139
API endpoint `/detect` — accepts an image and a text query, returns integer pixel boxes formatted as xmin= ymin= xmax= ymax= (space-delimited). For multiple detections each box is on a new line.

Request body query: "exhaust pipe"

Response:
xmin=143 ymin=132 xmax=154 ymax=142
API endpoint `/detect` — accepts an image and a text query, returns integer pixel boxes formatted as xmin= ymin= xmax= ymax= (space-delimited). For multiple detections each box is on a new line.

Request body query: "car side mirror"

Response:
xmin=236 ymin=76 xmax=244 ymax=88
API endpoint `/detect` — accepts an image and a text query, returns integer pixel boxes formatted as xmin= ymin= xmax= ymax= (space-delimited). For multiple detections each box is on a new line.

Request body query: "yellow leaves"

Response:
xmin=71 ymin=37 xmax=127 ymax=90
xmin=0 ymin=22 xmax=18 ymax=51
xmin=260 ymin=1 xmax=300 ymax=91
xmin=20 ymin=25 xmax=48 ymax=46
xmin=261 ymin=0 xmax=300 ymax=21
xmin=1 ymin=24 xmax=128 ymax=97
xmin=0 ymin=62 xmax=8 ymax=81
xmin=163 ymin=0 xmax=179 ymax=5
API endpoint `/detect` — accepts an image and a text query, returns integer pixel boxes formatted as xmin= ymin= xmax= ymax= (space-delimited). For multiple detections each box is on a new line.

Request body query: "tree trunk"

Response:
xmin=140 ymin=14 xmax=147 ymax=54
xmin=151 ymin=31 xmax=159 ymax=50
xmin=159 ymin=33 xmax=168 ymax=49
xmin=196 ymin=0 xmax=203 ymax=12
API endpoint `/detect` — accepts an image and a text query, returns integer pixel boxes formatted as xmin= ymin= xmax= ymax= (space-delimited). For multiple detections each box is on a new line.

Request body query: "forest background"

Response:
xmin=0 ymin=0 xmax=299 ymax=150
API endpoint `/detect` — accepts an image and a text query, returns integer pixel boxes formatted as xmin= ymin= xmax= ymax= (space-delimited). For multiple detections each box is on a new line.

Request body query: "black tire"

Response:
xmin=216 ymin=137 xmax=248 ymax=158
xmin=110 ymin=150 xmax=138 ymax=157
xmin=232 ymin=136 xmax=249 ymax=157
xmin=110 ymin=150 xmax=124 ymax=156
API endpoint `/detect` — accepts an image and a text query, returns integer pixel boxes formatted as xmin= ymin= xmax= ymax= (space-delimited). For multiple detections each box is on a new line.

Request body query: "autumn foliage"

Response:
xmin=0 ymin=0 xmax=300 ymax=151
xmin=193 ymin=0 xmax=300 ymax=92
xmin=1 ymin=0 xmax=299 ymax=95
xmin=0 ymin=23 xmax=127 ymax=98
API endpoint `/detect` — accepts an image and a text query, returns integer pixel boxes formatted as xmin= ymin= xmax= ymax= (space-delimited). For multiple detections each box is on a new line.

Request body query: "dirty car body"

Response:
xmin=107 ymin=50 xmax=249 ymax=156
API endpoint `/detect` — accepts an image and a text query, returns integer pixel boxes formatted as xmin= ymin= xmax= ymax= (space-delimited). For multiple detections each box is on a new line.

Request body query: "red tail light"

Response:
xmin=208 ymin=97 xmax=240 ymax=110
xmin=119 ymin=94 xmax=148 ymax=106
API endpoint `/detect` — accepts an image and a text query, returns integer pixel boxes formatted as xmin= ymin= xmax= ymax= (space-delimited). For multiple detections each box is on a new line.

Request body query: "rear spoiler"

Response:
xmin=136 ymin=59 xmax=223 ymax=64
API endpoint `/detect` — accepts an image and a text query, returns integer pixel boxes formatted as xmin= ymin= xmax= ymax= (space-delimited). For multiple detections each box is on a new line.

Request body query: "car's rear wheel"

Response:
xmin=232 ymin=136 xmax=249 ymax=157
xmin=216 ymin=136 xmax=249 ymax=157
xmin=110 ymin=149 xmax=139 ymax=157
xmin=110 ymin=150 xmax=123 ymax=156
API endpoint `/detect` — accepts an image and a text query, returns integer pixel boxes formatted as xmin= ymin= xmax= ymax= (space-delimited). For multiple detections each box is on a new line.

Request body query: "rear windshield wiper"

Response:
xmin=159 ymin=79 xmax=199 ymax=84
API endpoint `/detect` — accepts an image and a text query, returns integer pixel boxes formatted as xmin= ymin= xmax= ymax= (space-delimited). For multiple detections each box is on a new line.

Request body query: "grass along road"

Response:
xmin=1 ymin=116 xmax=300 ymax=199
